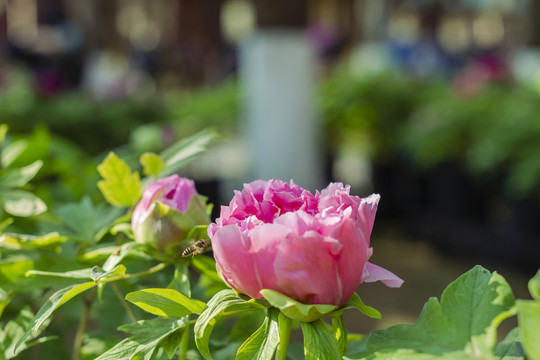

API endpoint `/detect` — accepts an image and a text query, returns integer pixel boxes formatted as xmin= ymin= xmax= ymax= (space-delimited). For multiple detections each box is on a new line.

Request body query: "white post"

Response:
xmin=239 ymin=30 xmax=324 ymax=191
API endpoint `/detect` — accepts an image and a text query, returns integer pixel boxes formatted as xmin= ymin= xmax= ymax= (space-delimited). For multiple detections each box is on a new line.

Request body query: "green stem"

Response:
xmin=276 ymin=312 xmax=292 ymax=360
xmin=72 ymin=289 xmax=95 ymax=360
xmin=178 ymin=324 xmax=189 ymax=360
xmin=111 ymin=282 xmax=138 ymax=323
xmin=104 ymin=262 xmax=168 ymax=283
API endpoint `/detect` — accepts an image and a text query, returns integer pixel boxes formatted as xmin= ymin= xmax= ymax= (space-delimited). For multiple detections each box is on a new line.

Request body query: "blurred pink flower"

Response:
xmin=132 ymin=175 xmax=209 ymax=252
xmin=209 ymin=179 xmax=403 ymax=306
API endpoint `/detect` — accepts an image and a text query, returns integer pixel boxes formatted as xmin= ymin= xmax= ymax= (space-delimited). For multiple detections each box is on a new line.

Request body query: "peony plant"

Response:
xmin=193 ymin=180 xmax=404 ymax=359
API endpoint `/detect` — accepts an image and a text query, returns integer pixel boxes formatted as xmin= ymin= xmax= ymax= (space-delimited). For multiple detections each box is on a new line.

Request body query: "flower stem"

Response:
xmin=276 ymin=312 xmax=292 ymax=360
xmin=72 ymin=289 xmax=96 ymax=360
xmin=111 ymin=282 xmax=138 ymax=323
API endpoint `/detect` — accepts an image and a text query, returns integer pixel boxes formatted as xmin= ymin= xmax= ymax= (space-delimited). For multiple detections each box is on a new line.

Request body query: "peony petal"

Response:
xmin=362 ymin=262 xmax=404 ymax=288
xmin=330 ymin=218 xmax=369 ymax=304
xmin=274 ymin=231 xmax=346 ymax=305
xmin=248 ymin=223 xmax=292 ymax=294
xmin=356 ymin=194 xmax=380 ymax=243
xmin=211 ymin=225 xmax=261 ymax=298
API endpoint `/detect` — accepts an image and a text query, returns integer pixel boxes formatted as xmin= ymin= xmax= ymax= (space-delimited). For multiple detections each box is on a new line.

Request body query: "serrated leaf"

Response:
xmin=125 ymin=288 xmax=205 ymax=318
xmin=528 ymin=269 xmax=540 ymax=301
xmin=260 ymin=289 xmax=337 ymax=322
xmin=95 ymin=318 xmax=187 ymax=360
xmin=1 ymin=190 xmax=47 ymax=216
xmin=301 ymin=320 xmax=341 ymax=360
xmin=15 ymin=282 xmax=97 ymax=351
xmin=0 ymin=160 xmax=43 ymax=188
xmin=55 ymin=196 xmax=96 ymax=243
xmin=494 ymin=328 xmax=525 ymax=360
xmin=194 ymin=289 xmax=259 ymax=360
xmin=97 ymin=152 xmax=142 ymax=207
xmin=160 ymin=129 xmax=222 ymax=176
xmin=517 ymin=300 xmax=540 ymax=360
xmin=347 ymin=265 xmax=515 ymax=360
xmin=140 ymin=152 xmax=165 ymax=176
xmin=236 ymin=308 xmax=280 ymax=360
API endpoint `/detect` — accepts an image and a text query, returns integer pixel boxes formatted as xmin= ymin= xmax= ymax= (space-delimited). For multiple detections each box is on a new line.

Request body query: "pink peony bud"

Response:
xmin=132 ymin=175 xmax=210 ymax=253
xmin=209 ymin=179 xmax=403 ymax=306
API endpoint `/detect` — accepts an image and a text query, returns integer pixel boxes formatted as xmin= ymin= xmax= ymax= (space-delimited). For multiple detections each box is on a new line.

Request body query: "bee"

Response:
xmin=182 ymin=240 xmax=209 ymax=258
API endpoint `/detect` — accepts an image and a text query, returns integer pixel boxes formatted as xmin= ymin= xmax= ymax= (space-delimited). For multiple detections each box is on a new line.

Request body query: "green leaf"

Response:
xmin=236 ymin=308 xmax=280 ymax=360
xmin=0 ymin=232 xmax=66 ymax=251
xmin=90 ymin=265 xmax=127 ymax=282
xmin=26 ymin=268 xmax=92 ymax=280
xmin=0 ymin=287 xmax=12 ymax=318
xmin=347 ymin=265 xmax=516 ymax=360
xmin=301 ymin=320 xmax=341 ymax=360
xmin=1 ymin=308 xmax=56 ymax=359
xmin=194 ymin=289 xmax=259 ymax=360
xmin=95 ymin=318 xmax=187 ymax=360
xmin=159 ymin=327 xmax=186 ymax=359
xmin=260 ymin=289 xmax=337 ymax=322
xmin=125 ymin=288 xmax=205 ymax=318
xmin=15 ymin=282 xmax=97 ymax=351
xmin=160 ymin=129 xmax=222 ymax=176
xmin=333 ymin=316 xmax=347 ymax=357
xmin=528 ymin=269 xmax=540 ymax=301
xmin=336 ymin=293 xmax=381 ymax=320
xmin=97 ymin=152 xmax=142 ymax=207
xmin=55 ymin=196 xmax=96 ymax=243
xmin=1 ymin=189 xmax=47 ymax=216
xmin=517 ymin=300 xmax=540 ymax=360
xmin=1 ymin=140 xmax=28 ymax=168
xmin=0 ymin=217 xmax=13 ymax=232
xmin=0 ymin=124 xmax=8 ymax=145
xmin=140 ymin=152 xmax=165 ymax=176
xmin=0 ymin=160 xmax=43 ymax=188
xmin=494 ymin=328 xmax=525 ymax=360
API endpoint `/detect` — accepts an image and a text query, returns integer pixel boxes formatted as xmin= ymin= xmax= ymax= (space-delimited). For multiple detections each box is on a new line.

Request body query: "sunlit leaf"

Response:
xmin=336 ymin=293 xmax=381 ymax=320
xmin=301 ymin=320 xmax=341 ymax=360
xmin=140 ymin=152 xmax=165 ymax=176
xmin=94 ymin=318 xmax=187 ymax=360
xmin=333 ymin=316 xmax=347 ymax=357
xmin=0 ymin=160 xmax=43 ymax=188
xmin=15 ymin=282 xmax=97 ymax=351
xmin=260 ymin=289 xmax=336 ymax=322
xmin=517 ymin=300 xmax=540 ymax=360
xmin=1 ymin=190 xmax=47 ymax=216
xmin=90 ymin=265 xmax=126 ymax=282
xmin=236 ymin=308 xmax=279 ymax=360
xmin=97 ymin=152 xmax=142 ymax=207
xmin=125 ymin=288 xmax=205 ymax=318
xmin=346 ymin=266 xmax=516 ymax=360
xmin=160 ymin=128 xmax=222 ymax=176
xmin=0 ymin=232 xmax=66 ymax=251
xmin=194 ymin=289 xmax=259 ymax=360
xmin=528 ymin=269 xmax=540 ymax=301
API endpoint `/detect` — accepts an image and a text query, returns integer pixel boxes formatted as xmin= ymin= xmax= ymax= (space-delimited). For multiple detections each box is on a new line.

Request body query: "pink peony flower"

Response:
xmin=132 ymin=175 xmax=209 ymax=252
xmin=209 ymin=179 xmax=403 ymax=306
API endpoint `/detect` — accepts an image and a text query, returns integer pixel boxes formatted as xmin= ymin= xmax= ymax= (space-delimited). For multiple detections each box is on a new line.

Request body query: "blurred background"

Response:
xmin=1 ymin=0 xmax=540 ymax=332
